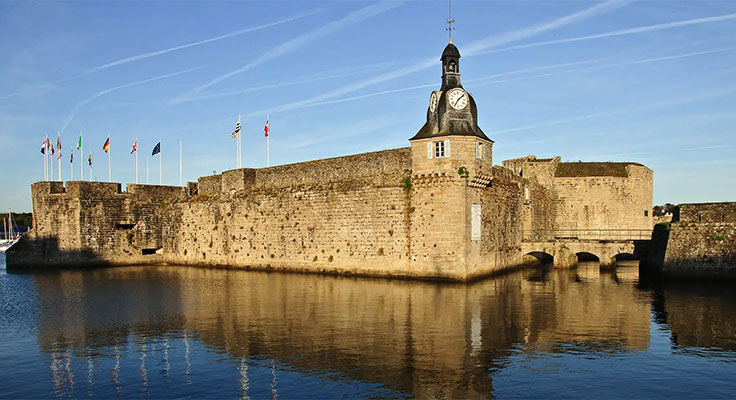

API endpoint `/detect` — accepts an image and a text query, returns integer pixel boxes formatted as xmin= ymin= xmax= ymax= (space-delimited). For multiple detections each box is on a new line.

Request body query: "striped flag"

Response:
xmin=264 ymin=118 xmax=269 ymax=137
xmin=231 ymin=119 xmax=241 ymax=140
xmin=40 ymin=139 xmax=46 ymax=154
xmin=103 ymin=137 xmax=110 ymax=153
xmin=130 ymin=139 xmax=137 ymax=154
xmin=88 ymin=153 xmax=92 ymax=166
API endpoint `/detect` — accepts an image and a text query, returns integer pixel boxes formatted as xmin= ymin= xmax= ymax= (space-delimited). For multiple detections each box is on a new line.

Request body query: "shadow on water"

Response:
xmin=2 ymin=262 xmax=736 ymax=398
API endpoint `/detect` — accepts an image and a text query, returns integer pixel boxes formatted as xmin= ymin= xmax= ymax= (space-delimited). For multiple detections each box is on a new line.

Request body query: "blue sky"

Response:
xmin=1 ymin=0 xmax=735 ymax=211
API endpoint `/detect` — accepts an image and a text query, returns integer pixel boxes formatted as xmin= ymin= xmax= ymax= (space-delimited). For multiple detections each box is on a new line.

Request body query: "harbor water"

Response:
xmin=1 ymin=255 xmax=735 ymax=398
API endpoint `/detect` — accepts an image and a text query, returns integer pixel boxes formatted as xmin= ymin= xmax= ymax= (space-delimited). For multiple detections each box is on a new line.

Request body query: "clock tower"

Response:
xmin=409 ymin=40 xmax=494 ymax=176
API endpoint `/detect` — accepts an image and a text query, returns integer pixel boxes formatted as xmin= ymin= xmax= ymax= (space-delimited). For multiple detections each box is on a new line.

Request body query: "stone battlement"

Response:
xmin=199 ymin=147 xmax=411 ymax=195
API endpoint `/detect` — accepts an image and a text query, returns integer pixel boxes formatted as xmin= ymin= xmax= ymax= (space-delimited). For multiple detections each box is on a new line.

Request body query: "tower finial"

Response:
xmin=446 ymin=0 xmax=455 ymax=43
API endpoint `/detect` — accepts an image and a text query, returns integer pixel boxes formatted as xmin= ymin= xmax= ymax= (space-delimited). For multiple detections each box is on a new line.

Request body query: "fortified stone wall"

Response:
xmin=466 ymin=166 xmax=556 ymax=277
xmin=661 ymin=206 xmax=736 ymax=280
xmin=163 ymin=181 xmax=413 ymax=278
xmin=501 ymin=157 xmax=653 ymax=237
xmin=9 ymin=181 xmax=185 ymax=268
xmin=552 ymin=164 xmax=653 ymax=233
xmin=679 ymin=202 xmax=736 ymax=223
xmin=198 ymin=148 xmax=411 ymax=195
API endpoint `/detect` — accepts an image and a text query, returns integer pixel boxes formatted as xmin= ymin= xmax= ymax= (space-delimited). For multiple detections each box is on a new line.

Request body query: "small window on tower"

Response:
xmin=435 ymin=141 xmax=445 ymax=158
xmin=644 ymin=210 xmax=649 ymax=217
xmin=476 ymin=142 xmax=482 ymax=159
xmin=449 ymin=62 xmax=456 ymax=72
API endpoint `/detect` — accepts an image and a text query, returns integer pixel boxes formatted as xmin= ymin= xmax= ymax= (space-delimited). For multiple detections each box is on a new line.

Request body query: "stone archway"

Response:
xmin=522 ymin=251 xmax=554 ymax=265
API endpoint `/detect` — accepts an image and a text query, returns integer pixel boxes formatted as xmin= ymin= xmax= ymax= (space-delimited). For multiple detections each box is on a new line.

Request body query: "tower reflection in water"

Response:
xmin=29 ymin=265 xmax=736 ymax=398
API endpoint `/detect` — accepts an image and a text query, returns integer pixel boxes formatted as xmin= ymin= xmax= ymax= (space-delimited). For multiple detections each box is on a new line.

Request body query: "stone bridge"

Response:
xmin=521 ymin=241 xmax=641 ymax=268
xmin=521 ymin=229 xmax=652 ymax=268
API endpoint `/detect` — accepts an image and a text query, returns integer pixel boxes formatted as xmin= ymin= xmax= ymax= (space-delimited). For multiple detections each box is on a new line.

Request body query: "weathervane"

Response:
xmin=446 ymin=0 xmax=455 ymax=43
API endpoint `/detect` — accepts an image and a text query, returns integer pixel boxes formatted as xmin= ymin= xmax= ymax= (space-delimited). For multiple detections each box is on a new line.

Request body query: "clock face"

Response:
xmin=447 ymin=89 xmax=468 ymax=110
xmin=429 ymin=92 xmax=438 ymax=113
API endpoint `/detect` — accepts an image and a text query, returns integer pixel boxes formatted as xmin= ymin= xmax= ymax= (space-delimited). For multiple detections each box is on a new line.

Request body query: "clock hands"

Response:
xmin=452 ymin=92 xmax=466 ymax=107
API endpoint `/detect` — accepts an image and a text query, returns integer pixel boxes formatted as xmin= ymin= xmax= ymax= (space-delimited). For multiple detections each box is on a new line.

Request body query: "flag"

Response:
xmin=40 ymin=139 xmax=46 ymax=154
xmin=231 ymin=120 xmax=241 ymax=140
xmin=152 ymin=142 xmax=161 ymax=156
xmin=88 ymin=153 xmax=92 ymax=166
xmin=51 ymin=146 xmax=55 ymax=156
xmin=130 ymin=139 xmax=137 ymax=154
xmin=264 ymin=118 xmax=269 ymax=137
xmin=46 ymin=138 xmax=51 ymax=150
xmin=70 ymin=148 xmax=73 ymax=163
xmin=102 ymin=137 xmax=110 ymax=153
xmin=77 ymin=134 xmax=82 ymax=149
xmin=56 ymin=136 xmax=61 ymax=152
xmin=57 ymin=148 xmax=62 ymax=160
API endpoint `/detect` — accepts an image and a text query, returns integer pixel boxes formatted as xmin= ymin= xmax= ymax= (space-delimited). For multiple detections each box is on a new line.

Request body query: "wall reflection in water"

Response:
xmin=26 ymin=264 xmax=732 ymax=398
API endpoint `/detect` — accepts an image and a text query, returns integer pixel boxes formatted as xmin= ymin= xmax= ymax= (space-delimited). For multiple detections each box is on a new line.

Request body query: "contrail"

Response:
xmin=88 ymin=9 xmax=321 ymax=73
xmin=175 ymin=0 xmax=408 ymax=101
xmin=183 ymin=60 xmax=397 ymax=102
xmin=61 ymin=67 xmax=200 ymax=133
xmin=478 ymin=12 xmax=736 ymax=56
xmin=244 ymin=0 xmax=632 ymax=115
xmin=491 ymin=87 xmax=736 ymax=136
xmin=1 ymin=10 xmax=320 ymax=101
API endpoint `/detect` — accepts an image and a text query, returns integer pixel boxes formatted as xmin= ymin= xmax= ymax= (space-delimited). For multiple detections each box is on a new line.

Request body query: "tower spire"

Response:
xmin=446 ymin=0 xmax=455 ymax=43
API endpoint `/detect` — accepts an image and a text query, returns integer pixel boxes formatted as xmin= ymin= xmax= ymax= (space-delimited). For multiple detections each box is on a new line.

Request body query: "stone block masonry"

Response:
xmin=647 ymin=202 xmax=736 ymax=281
xmin=9 ymin=146 xmax=650 ymax=281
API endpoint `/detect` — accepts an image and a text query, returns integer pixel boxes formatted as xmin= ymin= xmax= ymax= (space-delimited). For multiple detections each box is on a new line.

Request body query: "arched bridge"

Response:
xmin=521 ymin=229 xmax=651 ymax=268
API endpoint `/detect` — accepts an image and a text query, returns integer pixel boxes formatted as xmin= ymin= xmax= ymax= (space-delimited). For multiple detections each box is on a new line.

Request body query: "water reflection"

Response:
xmin=22 ymin=265 xmax=674 ymax=398
xmin=654 ymin=282 xmax=736 ymax=353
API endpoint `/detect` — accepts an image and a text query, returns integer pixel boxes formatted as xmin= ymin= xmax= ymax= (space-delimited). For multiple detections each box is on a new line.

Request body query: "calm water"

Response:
xmin=1 ymin=254 xmax=736 ymax=399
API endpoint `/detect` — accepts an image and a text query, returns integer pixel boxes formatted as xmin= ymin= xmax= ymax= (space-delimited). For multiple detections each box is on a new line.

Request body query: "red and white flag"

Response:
xmin=130 ymin=139 xmax=137 ymax=154
xmin=264 ymin=118 xmax=269 ymax=137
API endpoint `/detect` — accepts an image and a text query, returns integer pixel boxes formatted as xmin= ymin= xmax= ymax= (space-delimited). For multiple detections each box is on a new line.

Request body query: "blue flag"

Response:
xmin=152 ymin=142 xmax=161 ymax=156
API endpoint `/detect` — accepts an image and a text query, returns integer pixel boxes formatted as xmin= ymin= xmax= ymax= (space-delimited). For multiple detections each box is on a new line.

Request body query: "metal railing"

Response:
xmin=523 ymin=228 xmax=652 ymax=242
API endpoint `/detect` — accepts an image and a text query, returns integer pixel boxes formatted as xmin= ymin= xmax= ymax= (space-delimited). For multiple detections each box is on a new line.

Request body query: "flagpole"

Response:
xmin=57 ymin=131 xmax=61 ymax=181
xmin=147 ymin=157 xmax=150 ymax=184
xmin=266 ymin=114 xmax=270 ymax=167
xmin=50 ymin=139 xmax=54 ymax=181
xmin=159 ymin=138 xmax=162 ymax=185
xmin=43 ymin=135 xmax=47 ymax=181
xmin=179 ymin=140 xmax=182 ymax=187
xmin=135 ymin=137 xmax=139 ymax=184
xmin=89 ymin=151 xmax=93 ymax=181
xmin=70 ymin=148 xmax=73 ymax=181
xmin=108 ymin=136 xmax=111 ymax=183
xmin=80 ymin=130 xmax=84 ymax=181
xmin=236 ymin=114 xmax=240 ymax=168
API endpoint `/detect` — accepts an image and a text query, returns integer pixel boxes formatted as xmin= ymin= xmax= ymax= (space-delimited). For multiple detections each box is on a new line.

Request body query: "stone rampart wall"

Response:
xmin=197 ymin=148 xmax=411 ymax=196
xmin=552 ymin=164 xmax=652 ymax=232
xmin=16 ymin=182 xmax=186 ymax=268
xmin=679 ymin=202 xmax=736 ymax=223
xmin=662 ymin=221 xmax=736 ymax=279
xmin=163 ymin=181 xmax=413 ymax=278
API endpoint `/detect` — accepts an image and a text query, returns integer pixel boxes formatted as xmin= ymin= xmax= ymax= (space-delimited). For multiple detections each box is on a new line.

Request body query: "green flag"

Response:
xmin=77 ymin=133 xmax=82 ymax=149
